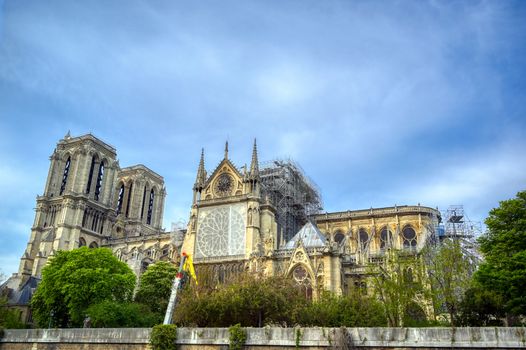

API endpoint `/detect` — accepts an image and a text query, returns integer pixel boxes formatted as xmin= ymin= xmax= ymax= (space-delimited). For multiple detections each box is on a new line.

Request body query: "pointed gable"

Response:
xmin=284 ymin=221 xmax=327 ymax=249
xmin=200 ymin=156 xmax=244 ymax=200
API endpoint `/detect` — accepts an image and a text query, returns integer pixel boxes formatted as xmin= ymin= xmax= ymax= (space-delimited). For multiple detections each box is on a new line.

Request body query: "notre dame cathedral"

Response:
xmin=3 ymin=132 xmax=441 ymax=322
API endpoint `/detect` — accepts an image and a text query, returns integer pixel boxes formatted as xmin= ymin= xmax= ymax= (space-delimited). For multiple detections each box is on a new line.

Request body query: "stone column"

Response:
xmin=44 ymin=153 xmax=58 ymax=196
xmin=102 ymin=164 xmax=117 ymax=207
xmin=155 ymin=188 xmax=166 ymax=229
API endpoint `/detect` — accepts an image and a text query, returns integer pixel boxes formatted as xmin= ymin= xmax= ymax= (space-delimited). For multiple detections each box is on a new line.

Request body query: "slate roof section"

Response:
xmin=284 ymin=221 xmax=327 ymax=249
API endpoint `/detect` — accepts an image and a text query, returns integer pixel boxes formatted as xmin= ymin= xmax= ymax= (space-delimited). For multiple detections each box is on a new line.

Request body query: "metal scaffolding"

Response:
xmin=259 ymin=159 xmax=323 ymax=246
xmin=439 ymin=205 xmax=482 ymax=267
xmin=442 ymin=205 xmax=482 ymax=239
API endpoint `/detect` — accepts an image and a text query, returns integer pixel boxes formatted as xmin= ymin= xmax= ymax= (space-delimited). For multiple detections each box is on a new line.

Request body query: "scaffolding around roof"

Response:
xmin=442 ymin=205 xmax=483 ymax=239
xmin=438 ymin=205 xmax=483 ymax=267
xmin=259 ymin=159 xmax=323 ymax=246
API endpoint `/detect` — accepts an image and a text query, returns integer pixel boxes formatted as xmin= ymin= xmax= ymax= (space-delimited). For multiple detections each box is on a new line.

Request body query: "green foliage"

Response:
xmin=135 ymin=261 xmax=177 ymax=315
xmin=295 ymin=327 xmax=302 ymax=348
xmin=456 ymin=285 xmax=505 ymax=326
xmin=296 ymin=291 xmax=386 ymax=327
xmin=476 ymin=190 xmax=526 ymax=317
xmin=174 ymin=274 xmax=305 ymax=327
xmin=150 ymin=324 xmax=177 ymax=350
xmin=0 ymin=297 xmax=27 ymax=329
xmin=368 ymin=250 xmax=426 ymax=326
xmin=174 ymin=272 xmax=387 ymax=327
xmin=86 ymin=300 xmax=159 ymax=327
xmin=423 ymin=238 xmax=472 ymax=326
xmin=228 ymin=323 xmax=246 ymax=350
xmin=31 ymin=247 xmax=136 ymax=327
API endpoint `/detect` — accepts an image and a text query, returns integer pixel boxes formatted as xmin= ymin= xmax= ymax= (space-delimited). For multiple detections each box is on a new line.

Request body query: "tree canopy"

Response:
xmin=31 ymin=247 xmax=136 ymax=327
xmin=475 ymin=190 xmax=526 ymax=317
xmin=424 ymin=238 xmax=472 ymax=326
xmin=135 ymin=261 xmax=177 ymax=316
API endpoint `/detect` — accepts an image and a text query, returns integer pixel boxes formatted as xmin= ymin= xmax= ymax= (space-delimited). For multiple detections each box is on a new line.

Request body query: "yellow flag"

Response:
xmin=183 ymin=253 xmax=198 ymax=284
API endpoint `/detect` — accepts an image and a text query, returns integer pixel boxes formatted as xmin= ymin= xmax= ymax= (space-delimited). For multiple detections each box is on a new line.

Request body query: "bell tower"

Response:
xmin=18 ymin=133 xmax=119 ymax=281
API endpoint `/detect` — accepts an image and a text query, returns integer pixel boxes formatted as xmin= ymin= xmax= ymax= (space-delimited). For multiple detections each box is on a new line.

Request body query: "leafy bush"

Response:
xmin=174 ymin=274 xmax=305 ymax=327
xmin=86 ymin=300 xmax=159 ymax=327
xmin=296 ymin=291 xmax=386 ymax=327
xmin=150 ymin=324 xmax=177 ymax=350
xmin=228 ymin=323 xmax=246 ymax=350
xmin=0 ymin=297 xmax=27 ymax=329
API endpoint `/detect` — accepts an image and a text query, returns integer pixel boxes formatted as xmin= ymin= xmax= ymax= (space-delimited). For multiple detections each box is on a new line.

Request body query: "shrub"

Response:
xmin=150 ymin=324 xmax=177 ymax=350
xmin=86 ymin=300 xmax=159 ymax=327
xmin=228 ymin=323 xmax=246 ymax=350
xmin=296 ymin=291 xmax=387 ymax=327
xmin=174 ymin=274 xmax=305 ymax=327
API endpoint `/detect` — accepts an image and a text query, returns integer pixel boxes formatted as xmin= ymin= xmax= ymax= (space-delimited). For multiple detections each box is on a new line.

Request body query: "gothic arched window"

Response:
xmin=146 ymin=188 xmax=155 ymax=225
xmin=79 ymin=237 xmax=86 ymax=247
xmin=116 ymin=184 xmax=124 ymax=215
xmin=359 ymin=228 xmax=369 ymax=250
xmin=85 ymin=156 xmax=96 ymax=194
xmin=59 ymin=156 xmax=71 ymax=195
xmin=89 ymin=241 xmax=98 ymax=249
xmin=94 ymin=161 xmax=104 ymax=201
xmin=334 ymin=230 xmax=345 ymax=245
xmin=291 ymin=265 xmax=313 ymax=300
xmin=140 ymin=185 xmax=147 ymax=220
xmin=125 ymin=183 xmax=133 ymax=218
xmin=402 ymin=226 xmax=417 ymax=248
xmin=380 ymin=227 xmax=393 ymax=250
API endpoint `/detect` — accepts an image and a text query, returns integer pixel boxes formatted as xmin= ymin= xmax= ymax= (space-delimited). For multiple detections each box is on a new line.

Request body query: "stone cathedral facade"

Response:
xmin=4 ymin=132 xmax=441 ymax=321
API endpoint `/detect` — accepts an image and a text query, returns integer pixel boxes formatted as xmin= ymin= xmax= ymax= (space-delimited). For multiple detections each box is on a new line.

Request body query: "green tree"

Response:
xmin=86 ymin=300 xmax=159 ymax=328
xmin=424 ymin=238 xmax=472 ymax=325
xmin=135 ymin=261 xmax=177 ymax=316
xmin=457 ymin=285 xmax=505 ymax=326
xmin=476 ymin=190 xmax=526 ymax=319
xmin=368 ymin=250 xmax=428 ymax=326
xmin=0 ymin=297 xmax=26 ymax=329
xmin=31 ymin=247 xmax=136 ymax=327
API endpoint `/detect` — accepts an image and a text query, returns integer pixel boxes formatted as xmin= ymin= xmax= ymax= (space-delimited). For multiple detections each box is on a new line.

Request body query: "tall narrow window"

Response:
xmin=359 ymin=228 xmax=369 ymax=250
xmin=94 ymin=161 xmax=104 ymax=201
xmin=85 ymin=156 xmax=96 ymax=194
xmin=380 ymin=227 xmax=393 ymax=250
xmin=59 ymin=157 xmax=71 ymax=195
xmin=116 ymin=185 xmax=124 ymax=215
xmin=146 ymin=189 xmax=155 ymax=225
xmin=125 ymin=183 xmax=133 ymax=218
xmin=140 ymin=186 xmax=147 ymax=220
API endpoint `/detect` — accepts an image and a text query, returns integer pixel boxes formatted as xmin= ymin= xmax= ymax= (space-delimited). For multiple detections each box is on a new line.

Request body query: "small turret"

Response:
xmin=249 ymin=139 xmax=259 ymax=179
xmin=193 ymin=149 xmax=207 ymax=203
xmin=246 ymin=139 xmax=260 ymax=196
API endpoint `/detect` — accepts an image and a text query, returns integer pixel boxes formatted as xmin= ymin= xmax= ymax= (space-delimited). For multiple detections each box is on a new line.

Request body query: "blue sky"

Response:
xmin=1 ymin=0 xmax=525 ymax=278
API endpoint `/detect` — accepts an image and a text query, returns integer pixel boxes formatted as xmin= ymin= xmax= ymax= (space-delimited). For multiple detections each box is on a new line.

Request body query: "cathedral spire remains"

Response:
xmin=224 ymin=141 xmax=229 ymax=160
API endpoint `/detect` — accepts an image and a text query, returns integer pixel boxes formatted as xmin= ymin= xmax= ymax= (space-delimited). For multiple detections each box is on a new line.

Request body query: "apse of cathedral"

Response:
xmin=3 ymin=133 xmax=441 ymax=313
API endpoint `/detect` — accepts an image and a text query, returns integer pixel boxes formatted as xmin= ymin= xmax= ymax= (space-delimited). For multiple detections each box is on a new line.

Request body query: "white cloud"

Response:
xmin=394 ymin=142 xmax=526 ymax=221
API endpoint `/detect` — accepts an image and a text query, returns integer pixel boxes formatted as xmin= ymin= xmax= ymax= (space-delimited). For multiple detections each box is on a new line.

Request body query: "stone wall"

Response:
xmin=1 ymin=327 xmax=526 ymax=349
